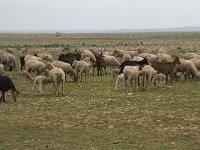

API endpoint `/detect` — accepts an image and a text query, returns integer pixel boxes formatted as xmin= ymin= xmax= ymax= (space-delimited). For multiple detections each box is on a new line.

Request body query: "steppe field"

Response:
xmin=0 ymin=32 xmax=200 ymax=149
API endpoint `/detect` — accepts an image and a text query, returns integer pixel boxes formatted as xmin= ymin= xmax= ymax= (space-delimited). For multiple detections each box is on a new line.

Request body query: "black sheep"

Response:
xmin=0 ymin=75 xmax=20 ymax=102
xmin=119 ymin=57 xmax=149 ymax=73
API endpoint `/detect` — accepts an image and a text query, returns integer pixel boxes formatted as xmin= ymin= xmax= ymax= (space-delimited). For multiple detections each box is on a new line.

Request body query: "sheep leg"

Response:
xmin=32 ymin=81 xmax=36 ymax=95
xmin=85 ymin=73 xmax=87 ymax=82
xmin=2 ymin=92 xmax=6 ymax=102
xmin=104 ymin=66 xmax=107 ymax=75
xmin=62 ymin=81 xmax=64 ymax=95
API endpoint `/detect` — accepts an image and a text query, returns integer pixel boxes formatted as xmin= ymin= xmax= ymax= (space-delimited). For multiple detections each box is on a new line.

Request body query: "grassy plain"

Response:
xmin=0 ymin=32 xmax=200 ymax=149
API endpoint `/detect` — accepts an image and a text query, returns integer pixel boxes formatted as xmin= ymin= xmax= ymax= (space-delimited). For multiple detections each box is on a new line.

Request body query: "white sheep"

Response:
xmin=111 ymin=68 xmax=120 ymax=77
xmin=140 ymin=65 xmax=156 ymax=90
xmin=122 ymin=53 xmax=131 ymax=61
xmin=51 ymin=60 xmax=77 ymax=81
xmin=152 ymin=73 xmax=166 ymax=87
xmin=183 ymin=53 xmax=198 ymax=60
xmin=173 ymin=59 xmax=200 ymax=80
xmin=25 ymin=60 xmax=51 ymax=75
xmin=103 ymin=55 xmax=120 ymax=69
xmin=113 ymin=49 xmax=138 ymax=58
xmin=72 ymin=60 xmax=90 ymax=82
xmin=1 ymin=52 xmax=16 ymax=71
xmin=81 ymin=50 xmax=96 ymax=64
xmin=18 ymin=70 xmax=33 ymax=82
xmin=32 ymin=76 xmax=52 ymax=95
xmin=49 ymin=67 xmax=65 ymax=96
xmin=190 ymin=59 xmax=200 ymax=70
xmin=24 ymin=54 xmax=42 ymax=62
xmin=37 ymin=53 xmax=54 ymax=61
xmin=0 ymin=64 xmax=5 ymax=75
xmin=115 ymin=74 xmax=126 ymax=91
xmin=156 ymin=53 xmax=172 ymax=63
xmin=139 ymin=53 xmax=157 ymax=64
xmin=123 ymin=66 xmax=140 ymax=91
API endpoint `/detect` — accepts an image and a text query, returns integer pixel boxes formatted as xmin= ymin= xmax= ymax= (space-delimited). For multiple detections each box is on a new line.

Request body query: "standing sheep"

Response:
xmin=82 ymin=50 xmax=96 ymax=64
xmin=115 ymin=74 xmax=126 ymax=91
xmin=1 ymin=52 xmax=16 ymax=71
xmin=32 ymin=76 xmax=52 ymax=95
xmin=152 ymin=73 xmax=166 ymax=87
xmin=72 ymin=60 xmax=90 ymax=82
xmin=51 ymin=60 xmax=78 ymax=81
xmin=0 ymin=64 xmax=5 ymax=75
xmin=49 ymin=67 xmax=65 ymax=96
xmin=0 ymin=75 xmax=20 ymax=102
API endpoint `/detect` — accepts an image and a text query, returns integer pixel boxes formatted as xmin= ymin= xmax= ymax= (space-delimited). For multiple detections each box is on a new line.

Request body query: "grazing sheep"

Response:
xmin=139 ymin=53 xmax=157 ymax=64
xmin=72 ymin=60 xmax=90 ymax=82
xmin=152 ymin=73 xmax=166 ymax=87
xmin=1 ymin=52 xmax=16 ymax=71
xmin=32 ymin=76 xmax=52 ymax=95
xmin=51 ymin=60 xmax=78 ymax=81
xmin=24 ymin=54 xmax=42 ymax=62
xmin=37 ymin=53 xmax=54 ymax=61
xmin=0 ymin=64 xmax=5 ymax=75
xmin=103 ymin=55 xmax=120 ymax=69
xmin=18 ymin=70 xmax=33 ymax=82
xmin=157 ymin=48 xmax=167 ymax=54
xmin=156 ymin=53 xmax=172 ymax=63
xmin=111 ymin=69 xmax=120 ymax=77
xmin=0 ymin=75 xmax=20 ymax=102
xmin=123 ymin=53 xmax=131 ymax=61
xmin=173 ymin=59 xmax=200 ymax=80
xmin=119 ymin=57 xmax=148 ymax=73
xmin=113 ymin=49 xmax=138 ymax=58
xmin=190 ymin=59 xmax=200 ymax=70
xmin=82 ymin=50 xmax=96 ymax=64
xmin=184 ymin=53 xmax=198 ymax=60
xmin=123 ymin=66 xmax=140 ymax=91
xmin=49 ymin=67 xmax=65 ymax=96
xmin=58 ymin=52 xmax=82 ymax=65
xmin=115 ymin=74 xmax=126 ymax=91
xmin=25 ymin=60 xmax=51 ymax=75
xmin=140 ymin=65 xmax=156 ymax=90
xmin=151 ymin=57 xmax=181 ymax=83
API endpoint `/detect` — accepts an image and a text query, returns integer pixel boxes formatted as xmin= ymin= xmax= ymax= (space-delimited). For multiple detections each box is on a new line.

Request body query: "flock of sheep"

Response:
xmin=1 ymin=48 xmax=200 ymax=101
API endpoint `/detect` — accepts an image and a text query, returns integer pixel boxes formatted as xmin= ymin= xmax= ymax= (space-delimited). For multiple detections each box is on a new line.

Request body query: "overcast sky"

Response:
xmin=0 ymin=0 xmax=200 ymax=31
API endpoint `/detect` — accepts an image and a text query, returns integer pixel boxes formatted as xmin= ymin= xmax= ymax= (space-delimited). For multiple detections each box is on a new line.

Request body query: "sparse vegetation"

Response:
xmin=0 ymin=33 xmax=200 ymax=149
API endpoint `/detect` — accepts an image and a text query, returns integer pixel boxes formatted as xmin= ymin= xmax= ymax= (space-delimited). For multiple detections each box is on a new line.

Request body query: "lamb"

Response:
xmin=32 ymin=76 xmax=52 ymax=95
xmin=92 ymin=52 xmax=106 ymax=76
xmin=115 ymin=74 xmax=126 ymax=91
xmin=1 ymin=52 xmax=16 ymax=71
xmin=111 ymin=69 xmax=120 ymax=77
xmin=81 ymin=50 xmax=96 ymax=64
xmin=49 ymin=67 xmax=65 ymax=96
xmin=18 ymin=70 xmax=33 ymax=82
xmin=173 ymin=59 xmax=200 ymax=80
xmin=113 ymin=49 xmax=138 ymax=58
xmin=0 ymin=75 xmax=20 ymax=102
xmin=0 ymin=64 xmax=5 ymax=75
xmin=123 ymin=66 xmax=140 ymax=91
xmin=140 ymin=65 xmax=156 ymax=90
xmin=51 ymin=60 xmax=78 ymax=81
xmin=25 ymin=60 xmax=51 ymax=75
xmin=72 ymin=60 xmax=90 ymax=82
xmin=152 ymin=73 xmax=166 ymax=87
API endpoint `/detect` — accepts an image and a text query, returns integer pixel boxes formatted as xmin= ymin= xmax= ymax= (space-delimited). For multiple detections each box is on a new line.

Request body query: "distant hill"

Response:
xmin=1 ymin=26 xmax=200 ymax=33
xmin=105 ymin=26 xmax=200 ymax=33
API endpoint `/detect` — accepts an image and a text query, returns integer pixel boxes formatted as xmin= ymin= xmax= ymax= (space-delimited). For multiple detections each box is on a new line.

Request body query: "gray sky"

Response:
xmin=0 ymin=0 xmax=200 ymax=31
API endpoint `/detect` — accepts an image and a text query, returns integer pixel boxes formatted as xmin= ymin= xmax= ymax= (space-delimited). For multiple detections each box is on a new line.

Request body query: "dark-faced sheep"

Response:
xmin=0 ymin=75 xmax=20 ymax=102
